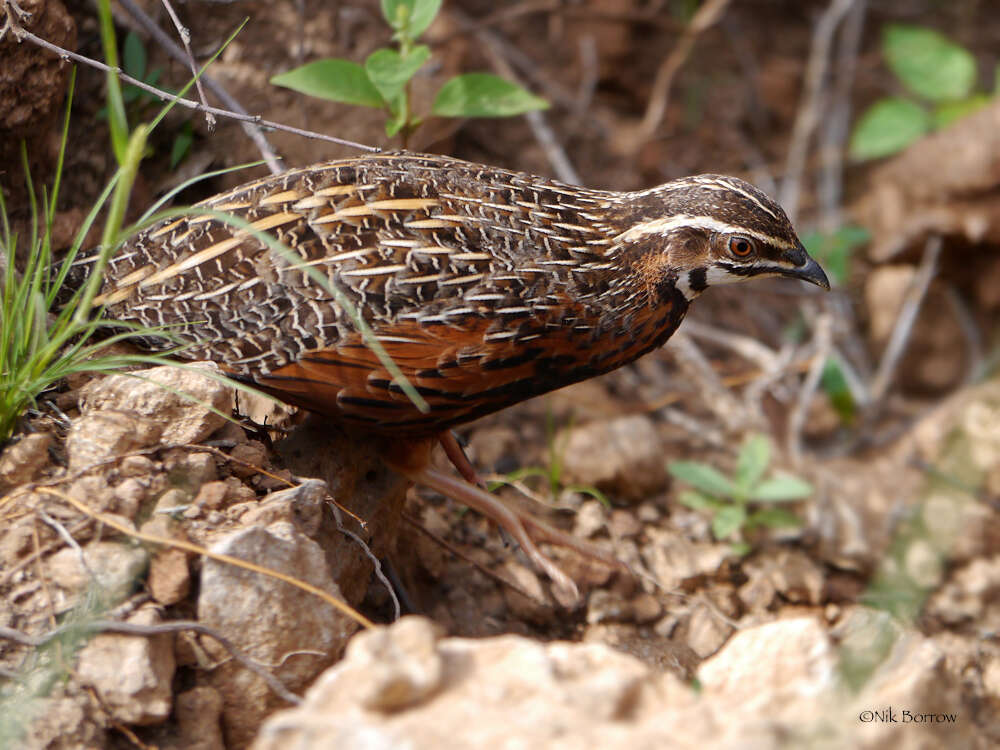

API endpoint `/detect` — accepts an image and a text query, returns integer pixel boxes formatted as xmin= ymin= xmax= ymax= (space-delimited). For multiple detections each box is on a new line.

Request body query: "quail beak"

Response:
xmin=777 ymin=247 xmax=831 ymax=290
xmin=788 ymin=256 xmax=831 ymax=290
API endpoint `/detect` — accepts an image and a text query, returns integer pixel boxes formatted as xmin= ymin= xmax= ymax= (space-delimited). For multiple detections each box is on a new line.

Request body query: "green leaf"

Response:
xmin=747 ymin=507 xmax=801 ymax=530
xmin=381 ymin=0 xmax=440 ymax=36
xmin=431 ymin=74 xmax=549 ymax=118
xmin=883 ymin=25 xmax=976 ymax=102
xmin=712 ymin=506 xmax=747 ymax=540
xmin=677 ymin=490 xmax=719 ymax=511
xmin=730 ymin=541 xmax=752 ymax=556
xmin=122 ymin=32 xmax=147 ymax=79
xmin=933 ymin=95 xmax=991 ymax=129
xmin=410 ymin=0 xmax=442 ymax=37
xmin=271 ymin=60 xmax=384 ymax=108
xmin=750 ymin=475 xmax=814 ymax=502
xmin=169 ymin=122 xmax=193 ymax=169
xmin=365 ymin=46 xmax=430 ymax=103
xmin=668 ymin=461 xmax=734 ymax=498
xmin=849 ymin=97 xmax=931 ymax=161
xmin=735 ymin=434 xmax=770 ymax=495
xmin=801 ymin=224 xmax=870 ymax=285
xmin=567 ymin=485 xmax=611 ymax=508
xmin=821 ymin=358 xmax=855 ymax=423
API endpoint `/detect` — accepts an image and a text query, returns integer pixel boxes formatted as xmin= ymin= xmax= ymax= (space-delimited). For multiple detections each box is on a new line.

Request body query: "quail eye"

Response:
xmin=728 ymin=235 xmax=756 ymax=258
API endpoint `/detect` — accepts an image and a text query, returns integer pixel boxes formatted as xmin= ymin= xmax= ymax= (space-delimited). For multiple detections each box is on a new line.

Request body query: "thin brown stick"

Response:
xmin=470 ymin=18 xmax=580 ymax=184
xmin=158 ymin=0 xmax=215 ymax=130
xmin=402 ymin=511 xmax=547 ymax=605
xmin=817 ymin=0 xmax=867 ymax=230
xmin=0 ymin=0 xmax=31 ymax=40
xmin=35 ymin=486 xmax=375 ymax=629
xmin=1 ymin=620 xmax=302 ymax=705
xmin=869 ymin=236 xmax=942 ymax=401
xmin=15 ymin=27 xmax=376 ymax=159
xmin=635 ymin=0 xmax=731 ymax=144
xmin=787 ymin=306 xmax=833 ymax=465
xmin=779 ymin=0 xmax=858 ymax=223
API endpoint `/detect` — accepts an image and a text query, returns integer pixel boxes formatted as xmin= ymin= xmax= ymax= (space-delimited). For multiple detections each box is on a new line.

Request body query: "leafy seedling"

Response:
xmin=97 ymin=31 xmax=194 ymax=167
xmin=487 ymin=409 xmax=609 ymax=507
xmin=851 ymin=24 xmax=999 ymax=161
xmin=667 ymin=434 xmax=813 ymax=554
xmin=271 ymin=0 xmax=548 ymax=145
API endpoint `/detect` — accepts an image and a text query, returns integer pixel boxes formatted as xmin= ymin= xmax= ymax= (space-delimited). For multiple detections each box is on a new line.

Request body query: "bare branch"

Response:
xmin=0 ymin=620 xmax=302 ymax=705
xmin=779 ymin=0 xmax=858 ymax=223
xmin=817 ymin=0 xmax=867 ymax=229
xmin=15 ymin=26 xmax=375 ymax=171
xmin=635 ymin=0 xmax=731 ymax=144
xmin=159 ymin=0 xmax=215 ymax=130
xmin=869 ymin=236 xmax=942 ymax=401
xmin=787 ymin=306 xmax=834 ymax=465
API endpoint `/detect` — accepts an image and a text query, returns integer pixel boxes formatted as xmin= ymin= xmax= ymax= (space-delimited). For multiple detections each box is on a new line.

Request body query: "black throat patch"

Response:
xmin=687 ymin=267 xmax=708 ymax=293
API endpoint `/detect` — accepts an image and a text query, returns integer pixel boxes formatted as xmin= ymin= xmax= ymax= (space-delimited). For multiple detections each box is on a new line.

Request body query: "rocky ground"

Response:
xmin=2 ymin=1 xmax=1000 ymax=749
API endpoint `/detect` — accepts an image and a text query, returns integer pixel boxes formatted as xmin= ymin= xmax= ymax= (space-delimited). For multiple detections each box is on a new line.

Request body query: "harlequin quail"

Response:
xmin=77 ymin=152 xmax=829 ymax=596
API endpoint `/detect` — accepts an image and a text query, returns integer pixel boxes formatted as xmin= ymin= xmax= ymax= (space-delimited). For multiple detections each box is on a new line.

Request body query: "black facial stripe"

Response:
xmin=715 ymin=261 xmax=757 ymax=277
xmin=687 ymin=267 xmax=708 ymax=292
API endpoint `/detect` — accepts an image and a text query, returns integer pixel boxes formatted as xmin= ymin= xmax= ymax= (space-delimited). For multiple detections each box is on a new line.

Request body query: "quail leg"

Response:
xmin=438 ymin=431 xmax=487 ymax=489
xmin=387 ymin=439 xmax=624 ymax=603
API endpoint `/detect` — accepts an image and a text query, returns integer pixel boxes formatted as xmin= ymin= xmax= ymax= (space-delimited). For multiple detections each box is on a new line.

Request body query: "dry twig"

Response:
xmin=158 ymin=0 xmax=215 ymax=130
xmin=817 ymin=0 xmax=867 ymax=229
xmin=869 ymin=236 xmax=942 ymax=401
xmin=15 ymin=27 xmax=375 ymax=168
xmin=34 ymin=486 xmax=375 ymax=628
xmin=787 ymin=305 xmax=834 ymax=465
xmin=779 ymin=0 xmax=858 ymax=224
xmin=635 ymin=0 xmax=731 ymax=145
xmin=0 ymin=620 xmax=302 ymax=705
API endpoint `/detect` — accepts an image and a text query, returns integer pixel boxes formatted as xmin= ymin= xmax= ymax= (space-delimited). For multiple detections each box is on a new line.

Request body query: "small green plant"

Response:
xmin=98 ymin=31 xmax=194 ymax=168
xmin=271 ymin=0 xmax=548 ymax=145
xmin=667 ymin=434 xmax=813 ymax=554
xmin=800 ymin=225 xmax=869 ymax=288
xmin=850 ymin=24 xmax=999 ymax=161
xmin=487 ymin=410 xmax=609 ymax=507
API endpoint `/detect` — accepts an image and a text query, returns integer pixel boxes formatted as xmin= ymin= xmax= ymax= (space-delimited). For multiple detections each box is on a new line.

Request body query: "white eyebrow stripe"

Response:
xmin=614 ymin=214 xmax=796 ymax=250
xmin=629 ymin=178 xmax=782 ymax=221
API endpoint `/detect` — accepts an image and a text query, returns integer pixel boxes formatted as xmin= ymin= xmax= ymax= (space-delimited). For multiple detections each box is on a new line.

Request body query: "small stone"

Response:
xmin=166 ymin=450 xmax=218 ymax=488
xmin=683 ymin=601 xmax=734 ymax=658
xmin=118 ymin=455 xmax=156 ymax=478
xmin=113 ymin=478 xmax=147 ymax=518
xmin=198 ymin=523 xmax=358 ymax=747
xmin=140 ymin=516 xmax=191 ymax=606
xmin=46 ymin=541 xmax=149 ymax=613
xmin=81 ymin=363 xmax=233 ymax=445
xmin=630 ymin=593 xmax=663 ymax=624
xmin=586 ymin=589 xmax=632 ymax=624
xmin=225 ymin=476 xmax=257 ymax=504
xmin=229 ymin=441 xmax=268 ymax=478
xmin=209 ymin=420 xmax=248 ymax=445
xmin=66 ymin=411 xmax=163 ymax=470
xmin=68 ymin=474 xmax=117 ymax=514
xmin=560 ymin=415 xmax=668 ymax=500
xmin=167 ymin=687 xmax=225 ymax=750
xmin=608 ymin=508 xmax=642 ymax=538
xmin=573 ymin=499 xmax=607 ymax=539
xmin=192 ymin=481 xmax=229 ymax=512
xmin=0 ymin=432 xmax=51 ymax=492
xmin=697 ymin=617 xmax=835 ymax=723
xmin=346 ymin=616 xmax=445 ymax=712
xmin=75 ymin=605 xmax=175 ymax=725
